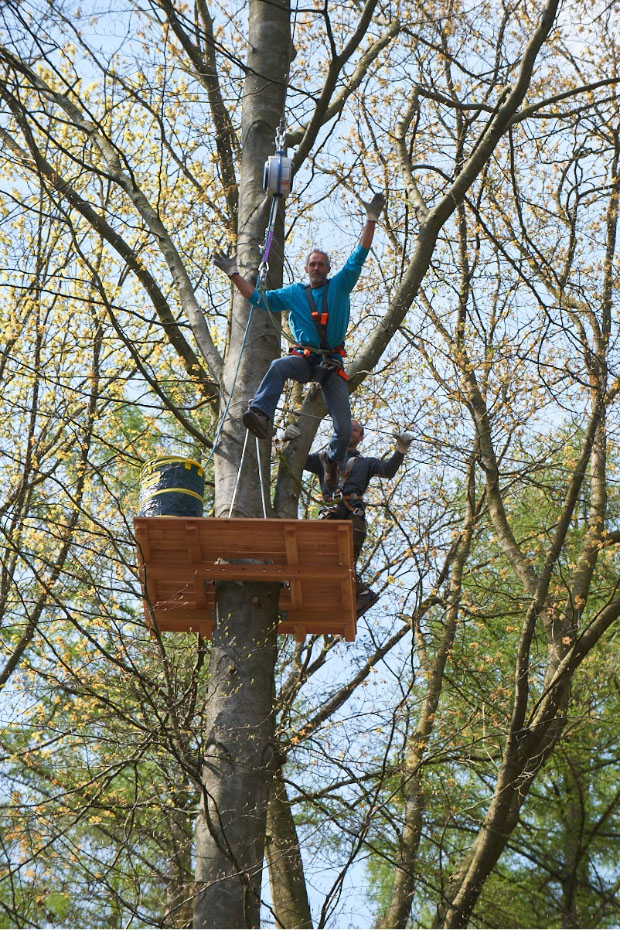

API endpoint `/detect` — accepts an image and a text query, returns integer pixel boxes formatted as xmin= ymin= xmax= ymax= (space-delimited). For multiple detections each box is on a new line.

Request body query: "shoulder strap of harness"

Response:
xmin=304 ymin=279 xmax=330 ymax=350
xmin=337 ymin=455 xmax=358 ymax=488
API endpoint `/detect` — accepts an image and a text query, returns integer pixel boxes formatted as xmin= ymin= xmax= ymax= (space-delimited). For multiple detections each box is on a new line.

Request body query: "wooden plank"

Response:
xmin=150 ymin=607 xmax=351 ymax=642
xmin=185 ymin=521 xmax=202 ymax=562
xmin=284 ymin=524 xmax=299 ymax=564
xmin=279 ymin=607 xmax=335 ymax=622
xmin=140 ymin=569 xmax=160 ymax=615
xmin=201 ymin=563 xmax=291 ymax=580
xmin=134 ymin=522 xmax=152 ymax=563
xmin=151 ymin=617 xmax=213 ymax=637
xmin=340 ymin=574 xmax=356 ymax=617
xmin=149 ymin=607 xmax=210 ymax=623
xmin=279 ymin=620 xmax=354 ymax=640
xmin=135 ymin=517 xmax=350 ymax=553
xmin=192 ymin=575 xmax=208 ymax=608
xmin=138 ymin=564 xmax=351 ymax=585
xmin=337 ymin=522 xmax=352 ymax=565
xmin=287 ymin=578 xmax=304 ymax=611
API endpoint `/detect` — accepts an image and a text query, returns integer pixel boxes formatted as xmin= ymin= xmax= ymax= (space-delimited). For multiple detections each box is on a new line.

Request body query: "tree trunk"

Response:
xmin=265 ymin=768 xmax=313 ymax=929
xmin=193 ymin=1 xmax=291 ymax=926
xmin=434 ymin=690 xmax=569 ymax=929
xmin=194 ymin=581 xmax=280 ymax=927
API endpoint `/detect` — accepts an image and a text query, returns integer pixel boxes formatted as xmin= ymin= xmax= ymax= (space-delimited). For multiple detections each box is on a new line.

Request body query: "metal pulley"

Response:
xmin=263 ymin=150 xmax=293 ymax=197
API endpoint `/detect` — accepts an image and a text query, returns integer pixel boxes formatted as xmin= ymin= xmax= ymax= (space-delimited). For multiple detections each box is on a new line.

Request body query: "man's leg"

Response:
xmin=320 ymin=372 xmax=351 ymax=463
xmin=351 ymin=512 xmax=367 ymax=596
xmin=327 ymin=509 xmax=369 ymax=595
xmin=323 ymin=509 xmax=377 ymax=617
xmin=245 ymin=356 xmax=312 ymax=434
xmin=350 ymin=511 xmax=380 ymax=618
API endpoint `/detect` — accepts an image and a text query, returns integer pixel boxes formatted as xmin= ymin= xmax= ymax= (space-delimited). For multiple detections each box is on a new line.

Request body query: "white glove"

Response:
xmin=283 ymin=424 xmax=301 ymax=441
xmin=395 ymin=431 xmax=413 ymax=454
xmin=360 ymin=192 xmax=385 ymax=222
xmin=213 ymin=251 xmax=239 ymax=277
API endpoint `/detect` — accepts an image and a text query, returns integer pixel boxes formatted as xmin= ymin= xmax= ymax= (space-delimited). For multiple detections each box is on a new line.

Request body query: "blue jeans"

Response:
xmin=251 ymin=355 xmax=351 ymax=462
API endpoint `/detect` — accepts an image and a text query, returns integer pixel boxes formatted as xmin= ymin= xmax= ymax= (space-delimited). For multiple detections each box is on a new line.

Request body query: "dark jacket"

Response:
xmin=305 ymin=447 xmax=404 ymax=506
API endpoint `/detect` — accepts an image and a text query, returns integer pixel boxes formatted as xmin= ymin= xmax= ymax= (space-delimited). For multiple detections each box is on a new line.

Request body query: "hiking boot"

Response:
xmin=242 ymin=407 xmax=269 ymax=439
xmin=356 ymin=588 xmax=380 ymax=619
xmin=319 ymin=450 xmax=339 ymax=490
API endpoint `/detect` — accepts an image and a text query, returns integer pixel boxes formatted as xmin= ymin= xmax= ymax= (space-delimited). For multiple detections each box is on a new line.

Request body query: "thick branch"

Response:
xmin=291 ymin=0 xmax=387 ymax=169
xmin=289 ymin=15 xmax=400 ymax=162
xmin=351 ymin=0 xmax=561 ymax=382
xmin=156 ymin=0 xmax=240 ymax=229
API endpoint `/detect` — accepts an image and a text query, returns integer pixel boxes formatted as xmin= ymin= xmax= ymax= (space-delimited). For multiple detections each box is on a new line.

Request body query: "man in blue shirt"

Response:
xmin=214 ymin=192 xmax=385 ymax=487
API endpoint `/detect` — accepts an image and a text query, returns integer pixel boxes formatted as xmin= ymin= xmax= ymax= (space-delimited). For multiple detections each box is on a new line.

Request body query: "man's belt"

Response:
xmin=320 ymin=492 xmax=365 ymax=517
xmin=289 ymin=342 xmax=347 ymax=357
xmin=289 ymin=344 xmax=348 ymax=382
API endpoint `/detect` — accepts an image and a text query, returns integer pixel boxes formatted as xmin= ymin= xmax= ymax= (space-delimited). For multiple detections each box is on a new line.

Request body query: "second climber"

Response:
xmin=213 ymin=191 xmax=385 ymax=488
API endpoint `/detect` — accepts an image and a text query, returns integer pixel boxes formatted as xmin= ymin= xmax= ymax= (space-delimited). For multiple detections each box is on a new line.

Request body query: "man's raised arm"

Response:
xmin=213 ymin=252 xmax=256 ymax=300
xmin=359 ymin=192 xmax=385 ymax=249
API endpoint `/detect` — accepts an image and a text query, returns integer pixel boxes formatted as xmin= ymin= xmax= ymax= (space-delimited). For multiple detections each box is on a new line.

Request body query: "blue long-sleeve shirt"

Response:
xmin=249 ymin=245 xmax=369 ymax=350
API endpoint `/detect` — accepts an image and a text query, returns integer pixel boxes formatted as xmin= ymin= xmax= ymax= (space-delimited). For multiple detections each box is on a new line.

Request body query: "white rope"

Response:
xmin=227 ymin=431 xmax=269 ymax=518
xmin=228 ymin=429 xmax=249 ymax=517
xmin=256 ymin=436 xmax=268 ymax=518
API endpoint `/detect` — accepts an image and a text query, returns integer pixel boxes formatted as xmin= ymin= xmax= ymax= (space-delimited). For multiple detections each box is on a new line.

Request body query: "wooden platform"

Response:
xmin=134 ymin=517 xmax=357 ymax=642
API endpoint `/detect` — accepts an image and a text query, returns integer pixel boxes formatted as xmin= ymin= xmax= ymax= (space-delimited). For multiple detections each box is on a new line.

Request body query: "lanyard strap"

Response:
xmin=304 ymin=279 xmax=330 ymax=349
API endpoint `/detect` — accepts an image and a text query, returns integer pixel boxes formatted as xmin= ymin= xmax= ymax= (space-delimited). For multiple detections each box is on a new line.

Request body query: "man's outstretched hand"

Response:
xmin=395 ymin=431 xmax=413 ymax=454
xmin=213 ymin=251 xmax=239 ymax=277
xmin=283 ymin=424 xmax=302 ymax=441
xmin=361 ymin=192 xmax=386 ymax=222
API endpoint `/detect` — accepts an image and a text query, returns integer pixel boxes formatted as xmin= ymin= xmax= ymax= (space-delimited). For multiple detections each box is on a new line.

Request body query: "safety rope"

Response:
xmin=211 ymin=11 xmax=300 ymax=511
xmin=227 ymin=431 xmax=268 ymax=519
xmin=255 ymin=436 xmax=268 ymax=518
xmin=258 ymin=191 xmax=281 ymax=288
xmin=228 ymin=429 xmax=248 ymax=517
xmin=202 ymin=303 xmax=255 ymax=471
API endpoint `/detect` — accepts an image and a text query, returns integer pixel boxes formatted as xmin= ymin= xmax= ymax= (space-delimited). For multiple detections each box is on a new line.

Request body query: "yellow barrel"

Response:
xmin=139 ymin=456 xmax=204 ymax=517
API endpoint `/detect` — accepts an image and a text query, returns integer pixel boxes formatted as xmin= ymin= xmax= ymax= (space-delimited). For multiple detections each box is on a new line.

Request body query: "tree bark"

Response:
xmin=194 ymin=581 xmax=280 ymax=927
xmin=265 ymin=768 xmax=313 ymax=929
xmin=193 ymin=2 xmax=291 ymax=925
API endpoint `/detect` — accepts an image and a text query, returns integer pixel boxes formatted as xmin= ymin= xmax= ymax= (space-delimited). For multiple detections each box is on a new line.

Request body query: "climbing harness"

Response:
xmin=319 ymin=494 xmax=365 ymax=519
xmin=305 ymin=280 xmax=330 ymax=344
xmin=287 ymin=280 xmax=348 ymax=384
xmin=319 ymin=456 xmax=365 ymax=516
